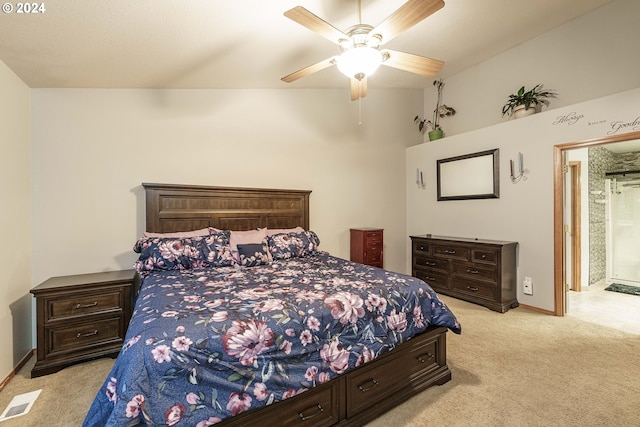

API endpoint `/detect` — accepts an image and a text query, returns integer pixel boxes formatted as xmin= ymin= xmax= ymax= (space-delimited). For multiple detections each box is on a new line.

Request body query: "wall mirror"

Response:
xmin=437 ymin=148 xmax=500 ymax=201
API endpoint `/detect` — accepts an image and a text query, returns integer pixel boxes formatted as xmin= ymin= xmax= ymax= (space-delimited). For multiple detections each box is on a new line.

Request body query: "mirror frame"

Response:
xmin=436 ymin=148 xmax=500 ymax=201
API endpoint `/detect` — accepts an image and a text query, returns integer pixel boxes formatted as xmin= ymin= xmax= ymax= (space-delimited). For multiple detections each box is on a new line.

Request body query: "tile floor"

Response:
xmin=567 ymin=279 xmax=640 ymax=335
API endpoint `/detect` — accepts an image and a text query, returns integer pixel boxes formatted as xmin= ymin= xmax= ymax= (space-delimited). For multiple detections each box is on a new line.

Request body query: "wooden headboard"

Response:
xmin=143 ymin=183 xmax=311 ymax=233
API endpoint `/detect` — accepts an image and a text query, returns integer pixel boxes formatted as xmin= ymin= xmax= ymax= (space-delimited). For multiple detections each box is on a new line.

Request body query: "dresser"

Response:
xmin=31 ymin=269 xmax=138 ymax=377
xmin=350 ymin=228 xmax=383 ymax=268
xmin=410 ymin=235 xmax=518 ymax=313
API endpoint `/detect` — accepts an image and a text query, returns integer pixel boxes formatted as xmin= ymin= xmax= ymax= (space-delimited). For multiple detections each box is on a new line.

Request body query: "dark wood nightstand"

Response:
xmin=30 ymin=269 xmax=139 ymax=377
xmin=350 ymin=228 xmax=383 ymax=268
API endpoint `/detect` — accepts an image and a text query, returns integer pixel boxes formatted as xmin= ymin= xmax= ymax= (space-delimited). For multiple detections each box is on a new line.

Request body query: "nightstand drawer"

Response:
xmin=48 ymin=290 xmax=123 ymax=321
xmin=48 ymin=317 xmax=124 ymax=356
xmin=31 ymin=269 xmax=136 ymax=377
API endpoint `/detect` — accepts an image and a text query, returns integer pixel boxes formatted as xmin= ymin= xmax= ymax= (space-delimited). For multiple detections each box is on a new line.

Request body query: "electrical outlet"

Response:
xmin=523 ymin=277 xmax=533 ymax=295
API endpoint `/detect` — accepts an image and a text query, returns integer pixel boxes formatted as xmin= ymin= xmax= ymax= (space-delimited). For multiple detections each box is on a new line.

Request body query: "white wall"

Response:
xmin=425 ymin=0 xmax=640 ymax=138
xmin=0 ymin=60 xmax=31 ymax=379
xmin=407 ymin=87 xmax=640 ymax=312
xmin=30 ymin=88 xmax=423 ymax=286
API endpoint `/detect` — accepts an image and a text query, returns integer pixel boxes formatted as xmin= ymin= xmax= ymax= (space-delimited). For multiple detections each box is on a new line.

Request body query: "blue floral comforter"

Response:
xmin=84 ymin=252 xmax=461 ymax=426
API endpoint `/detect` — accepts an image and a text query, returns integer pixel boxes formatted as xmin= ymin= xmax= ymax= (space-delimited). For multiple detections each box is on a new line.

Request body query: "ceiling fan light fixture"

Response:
xmin=336 ymin=46 xmax=382 ymax=79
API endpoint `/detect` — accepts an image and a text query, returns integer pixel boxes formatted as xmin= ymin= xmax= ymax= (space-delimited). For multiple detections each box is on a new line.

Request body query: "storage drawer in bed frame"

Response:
xmin=220 ymin=326 xmax=450 ymax=427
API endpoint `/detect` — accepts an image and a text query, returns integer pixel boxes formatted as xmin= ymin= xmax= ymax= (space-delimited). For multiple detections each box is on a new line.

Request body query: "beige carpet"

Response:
xmin=1 ymin=295 xmax=639 ymax=426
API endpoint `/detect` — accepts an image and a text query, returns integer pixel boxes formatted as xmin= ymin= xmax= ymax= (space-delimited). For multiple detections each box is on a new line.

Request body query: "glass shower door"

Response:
xmin=609 ymin=178 xmax=640 ymax=286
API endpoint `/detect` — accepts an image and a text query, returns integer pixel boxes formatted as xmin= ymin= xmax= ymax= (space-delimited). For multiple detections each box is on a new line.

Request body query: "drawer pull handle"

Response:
xmin=298 ymin=404 xmax=324 ymax=421
xmin=424 ymin=261 xmax=436 ymax=266
xmin=419 ymin=245 xmax=425 ymax=251
xmin=481 ymin=254 xmax=487 ymax=259
xmin=358 ymin=379 xmax=379 ymax=392
xmin=77 ymin=330 xmax=99 ymax=338
xmin=443 ymin=250 xmax=456 ymax=254
xmin=75 ymin=301 xmax=98 ymax=309
xmin=425 ymin=277 xmax=436 ymax=281
xmin=467 ymin=286 xmax=479 ymax=292
xmin=417 ymin=353 xmax=434 ymax=363
xmin=466 ymin=269 xmax=479 ymax=274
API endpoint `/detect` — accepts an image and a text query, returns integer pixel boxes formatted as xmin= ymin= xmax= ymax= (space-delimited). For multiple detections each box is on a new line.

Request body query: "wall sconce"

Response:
xmin=416 ymin=168 xmax=425 ymax=190
xmin=510 ymin=152 xmax=530 ymax=184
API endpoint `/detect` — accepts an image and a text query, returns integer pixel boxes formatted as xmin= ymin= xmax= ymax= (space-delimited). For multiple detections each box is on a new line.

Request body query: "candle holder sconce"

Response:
xmin=510 ymin=152 xmax=530 ymax=184
xmin=416 ymin=168 xmax=426 ymax=190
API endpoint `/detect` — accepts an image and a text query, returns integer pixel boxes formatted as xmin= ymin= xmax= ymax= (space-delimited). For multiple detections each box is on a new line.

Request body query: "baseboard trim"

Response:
xmin=0 ymin=349 xmax=35 ymax=393
xmin=519 ymin=303 xmax=556 ymax=316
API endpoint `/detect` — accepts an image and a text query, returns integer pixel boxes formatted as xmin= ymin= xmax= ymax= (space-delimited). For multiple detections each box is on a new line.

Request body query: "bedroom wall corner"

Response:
xmin=0 ymin=59 xmax=32 ymax=380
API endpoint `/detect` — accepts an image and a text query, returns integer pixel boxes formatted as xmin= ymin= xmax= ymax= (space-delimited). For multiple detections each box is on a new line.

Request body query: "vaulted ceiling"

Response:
xmin=0 ymin=0 xmax=613 ymax=89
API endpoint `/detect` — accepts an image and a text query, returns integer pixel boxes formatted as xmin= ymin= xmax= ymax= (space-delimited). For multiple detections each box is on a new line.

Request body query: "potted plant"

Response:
xmin=502 ymin=84 xmax=557 ymax=118
xmin=414 ymin=79 xmax=456 ymax=141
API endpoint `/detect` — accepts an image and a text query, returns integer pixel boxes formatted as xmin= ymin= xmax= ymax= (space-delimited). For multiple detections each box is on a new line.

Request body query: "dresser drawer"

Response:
xmin=451 ymin=277 xmax=496 ymax=301
xmin=366 ymin=232 xmax=383 ymax=245
xmin=414 ymin=268 xmax=449 ymax=290
xmin=351 ymin=228 xmax=383 ymax=268
xmin=451 ymin=261 xmax=497 ymax=282
xmin=47 ymin=289 xmax=124 ymax=321
xmin=346 ymin=335 xmax=441 ymax=416
xmin=472 ymin=249 xmax=499 ymax=265
xmin=48 ymin=317 xmax=124 ymax=356
xmin=412 ymin=240 xmax=430 ymax=254
xmin=364 ymin=251 xmax=382 ymax=266
xmin=414 ymin=255 xmax=448 ymax=272
xmin=432 ymin=244 xmax=470 ymax=261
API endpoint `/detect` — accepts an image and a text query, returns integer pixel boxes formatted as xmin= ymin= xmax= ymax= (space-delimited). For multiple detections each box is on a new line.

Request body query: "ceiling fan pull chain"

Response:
xmin=358 ymin=97 xmax=362 ymax=125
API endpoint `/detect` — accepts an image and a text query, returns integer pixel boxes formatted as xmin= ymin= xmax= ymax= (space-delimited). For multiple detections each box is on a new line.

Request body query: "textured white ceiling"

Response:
xmin=0 ymin=0 xmax=613 ymax=89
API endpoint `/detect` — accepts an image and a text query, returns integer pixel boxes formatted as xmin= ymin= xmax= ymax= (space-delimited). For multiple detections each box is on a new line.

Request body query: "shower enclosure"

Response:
xmin=606 ymin=177 xmax=640 ymax=287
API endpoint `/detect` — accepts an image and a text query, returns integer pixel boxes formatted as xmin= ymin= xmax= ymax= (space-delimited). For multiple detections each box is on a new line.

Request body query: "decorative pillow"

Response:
xmin=230 ymin=228 xmax=268 ymax=263
xmin=266 ymin=226 xmax=305 ymax=236
xmin=190 ymin=230 xmax=235 ymax=269
xmin=143 ymin=228 xmax=211 ymax=238
xmin=267 ymin=230 xmax=320 ymax=260
xmin=133 ymin=230 xmax=234 ymax=273
xmin=237 ymin=241 xmax=270 ymax=267
xmin=133 ymin=237 xmax=194 ymax=273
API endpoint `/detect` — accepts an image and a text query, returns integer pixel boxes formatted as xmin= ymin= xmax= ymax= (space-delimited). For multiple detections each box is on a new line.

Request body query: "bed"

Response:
xmin=84 ymin=183 xmax=461 ymax=427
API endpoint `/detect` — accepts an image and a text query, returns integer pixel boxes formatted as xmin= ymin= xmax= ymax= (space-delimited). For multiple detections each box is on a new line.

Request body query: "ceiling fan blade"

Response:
xmin=284 ymin=6 xmax=350 ymax=45
xmin=370 ymin=0 xmax=445 ymax=45
xmin=281 ymin=57 xmax=336 ymax=83
xmin=351 ymin=77 xmax=367 ymax=101
xmin=381 ymin=49 xmax=444 ymax=77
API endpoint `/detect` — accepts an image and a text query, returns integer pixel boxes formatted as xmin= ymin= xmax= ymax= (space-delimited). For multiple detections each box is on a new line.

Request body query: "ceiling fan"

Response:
xmin=281 ymin=0 xmax=446 ymax=101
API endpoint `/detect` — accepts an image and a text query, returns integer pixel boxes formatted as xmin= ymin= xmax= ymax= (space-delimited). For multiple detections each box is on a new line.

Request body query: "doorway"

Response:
xmin=553 ymin=130 xmax=640 ymax=316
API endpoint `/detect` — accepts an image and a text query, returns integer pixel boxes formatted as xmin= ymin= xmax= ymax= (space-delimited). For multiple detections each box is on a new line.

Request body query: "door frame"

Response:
xmin=553 ymin=130 xmax=640 ymax=316
xmin=568 ymin=160 xmax=582 ymax=293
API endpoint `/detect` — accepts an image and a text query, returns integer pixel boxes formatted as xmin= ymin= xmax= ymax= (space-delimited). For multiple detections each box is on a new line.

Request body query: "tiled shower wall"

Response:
xmin=588 ymin=147 xmax=640 ymax=284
